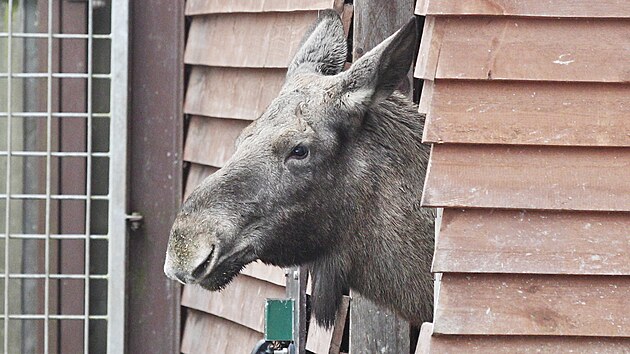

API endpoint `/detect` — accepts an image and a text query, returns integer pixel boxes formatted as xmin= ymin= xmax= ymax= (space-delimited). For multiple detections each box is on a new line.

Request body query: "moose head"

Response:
xmin=165 ymin=10 xmax=432 ymax=327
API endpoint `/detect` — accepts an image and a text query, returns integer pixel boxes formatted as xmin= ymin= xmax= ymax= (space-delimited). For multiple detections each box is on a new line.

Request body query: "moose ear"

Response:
xmin=340 ymin=18 xmax=417 ymax=107
xmin=287 ymin=9 xmax=347 ymax=78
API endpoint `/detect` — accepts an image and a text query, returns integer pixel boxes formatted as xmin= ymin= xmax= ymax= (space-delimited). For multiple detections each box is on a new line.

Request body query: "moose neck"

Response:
xmin=310 ymin=93 xmax=435 ymax=326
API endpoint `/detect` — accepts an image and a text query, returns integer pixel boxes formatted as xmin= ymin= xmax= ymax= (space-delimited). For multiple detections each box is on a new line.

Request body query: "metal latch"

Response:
xmin=125 ymin=212 xmax=144 ymax=231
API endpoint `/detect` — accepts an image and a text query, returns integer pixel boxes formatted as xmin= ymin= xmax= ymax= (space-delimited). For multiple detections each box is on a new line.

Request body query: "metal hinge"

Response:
xmin=125 ymin=212 xmax=144 ymax=231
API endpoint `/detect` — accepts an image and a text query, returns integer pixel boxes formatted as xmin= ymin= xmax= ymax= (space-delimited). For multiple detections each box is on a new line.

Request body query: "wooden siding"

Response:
xmin=434 ymin=274 xmax=630 ymax=336
xmin=185 ymin=12 xmax=317 ymax=68
xmin=184 ymin=66 xmax=286 ymax=120
xmin=414 ymin=17 xmax=630 ymax=82
xmin=416 ymin=323 xmax=630 ymax=354
xmin=182 ymin=277 xmax=285 ymax=333
xmin=416 ymin=1 xmax=630 ymax=352
xmin=433 ymin=209 xmax=630 ymax=275
xmin=184 ymin=163 xmax=218 ymax=199
xmin=183 ymin=116 xmax=250 ymax=167
xmin=421 ymin=80 xmax=630 ymax=147
xmin=181 ymin=309 xmax=263 ymax=354
xmin=415 ymin=0 xmax=630 ymax=18
xmin=186 ymin=0 xmax=338 ymax=15
xmin=422 ymin=145 xmax=630 ymax=211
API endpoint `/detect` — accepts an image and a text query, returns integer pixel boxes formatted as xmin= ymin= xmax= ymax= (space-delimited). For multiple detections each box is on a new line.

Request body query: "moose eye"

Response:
xmin=289 ymin=145 xmax=309 ymax=160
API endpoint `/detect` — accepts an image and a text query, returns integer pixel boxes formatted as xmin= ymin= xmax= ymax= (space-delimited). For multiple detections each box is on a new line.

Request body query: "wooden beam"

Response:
xmin=350 ymin=0 xmax=416 ymax=352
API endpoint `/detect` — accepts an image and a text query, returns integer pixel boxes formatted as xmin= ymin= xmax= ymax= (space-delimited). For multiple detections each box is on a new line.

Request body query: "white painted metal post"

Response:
xmin=109 ymin=0 xmax=130 ymax=353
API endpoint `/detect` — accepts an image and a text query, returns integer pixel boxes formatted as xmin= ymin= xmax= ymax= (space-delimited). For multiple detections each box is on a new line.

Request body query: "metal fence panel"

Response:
xmin=1 ymin=0 xmax=128 ymax=352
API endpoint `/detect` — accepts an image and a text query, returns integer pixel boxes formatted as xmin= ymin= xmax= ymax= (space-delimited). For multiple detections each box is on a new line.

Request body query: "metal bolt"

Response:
xmin=126 ymin=212 xmax=144 ymax=231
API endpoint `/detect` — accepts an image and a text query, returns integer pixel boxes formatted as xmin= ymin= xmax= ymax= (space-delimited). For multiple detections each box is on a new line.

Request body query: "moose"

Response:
xmin=164 ymin=10 xmax=434 ymax=328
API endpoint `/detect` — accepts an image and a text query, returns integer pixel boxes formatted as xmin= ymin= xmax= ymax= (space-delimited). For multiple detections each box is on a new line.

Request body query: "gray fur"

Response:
xmin=164 ymin=12 xmax=434 ymax=328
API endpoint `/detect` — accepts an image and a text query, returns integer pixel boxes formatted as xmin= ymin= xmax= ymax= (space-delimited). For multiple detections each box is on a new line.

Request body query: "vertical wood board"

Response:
xmin=422 ymin=144 xmax=630 ymax=211
xmin=185 ymin=11 xmax=316 ymax=68
xmin=350 ymin=291 xmax=411 ymax=354
xmin=350 ymin=1 xmax=415 ymax=352
xmin=415 ymin=323 xmax=434 ymax=354
xmin=434 ymin=273 xmax=630 ymax=336
xmin=433 ymin=208 xmax=630 ymax=275
xmin=422 ymin=80 xmax=630 ymax=146
xmin=306 ymin=295 xmax=350 ymax=354
xmin=184 ymin=66 xmax=286 ymax=120
xmin=415 ymin=0 xmax=630 ymax=18
xmin=414 ymin=17 xmax=443 ymax=81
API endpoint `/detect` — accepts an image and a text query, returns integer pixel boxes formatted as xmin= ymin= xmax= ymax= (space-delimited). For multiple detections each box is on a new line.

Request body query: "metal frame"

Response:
xmin=109 ymin=0 xmax=130 ymax=353
xmin=1 ymin=0 xmax=129 ymax=352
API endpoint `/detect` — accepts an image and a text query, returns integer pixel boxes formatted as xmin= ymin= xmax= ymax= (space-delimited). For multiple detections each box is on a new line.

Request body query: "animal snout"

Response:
xmin=164 ymin=243 xmax=217 ymax=284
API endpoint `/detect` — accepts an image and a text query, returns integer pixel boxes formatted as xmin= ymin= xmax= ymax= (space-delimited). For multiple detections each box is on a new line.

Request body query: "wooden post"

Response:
xmin=350 ymin=1 xmax=416 ymax=353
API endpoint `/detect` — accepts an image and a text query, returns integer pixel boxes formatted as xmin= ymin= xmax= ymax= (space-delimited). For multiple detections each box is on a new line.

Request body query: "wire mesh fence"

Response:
xmin=0 ymin=0 xmax=127 ymax=353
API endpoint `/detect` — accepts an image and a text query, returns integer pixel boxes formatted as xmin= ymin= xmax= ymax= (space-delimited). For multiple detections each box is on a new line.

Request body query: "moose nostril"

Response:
xmin=191 ymin=245 xmax=216 ymax=279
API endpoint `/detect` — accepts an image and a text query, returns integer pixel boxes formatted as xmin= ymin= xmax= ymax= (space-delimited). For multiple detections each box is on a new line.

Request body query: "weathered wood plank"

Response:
xmin=417 ymin=322 xmax=630 ymax=353
xmin=181 ymin=309 xmax=262 ymax=354
xmin=414 ymin=17 xmax=444 ymax=81
xmin=181 ymin=275 xmax=285 ymax=333
xmin=417 ymin=80 xmax=434 ymax=115
xmin=434 ymin=273 xmax=630 ymax=336
xmin=422 ymin=80 xmax=630 ymax=147
xmin=415 ymin=322 xmax=433 ymax=354
xmin=350 ymin=1 xmax=415 ymax=352
xmin=419 ymin=332 xmax=630 ymax=353
xmin=415 ymin=17 xmax=630 ymax=82
xmin=185 ymin=11 xmax=316 ymax=68
xmin=184 ymin=163 xmax=219 ymax=200
xmin=183 ymin=116 xmax=250 ymax=167
xmin=306 ymin=295 xmax=350 ymax=354
xmin=186 ymin=0 xmax=337 ymax=15
xmin=433 ymin=208 xmax=630 ymax=275
xmin=241 ymin=261 xmax=287 ymax=287
xmin=184 ymin=66 xmax=286 ymax=120
xmin=415 ymin=0 xmax=630 ymax=18
xmin=422 ymin=144 xmax=630 ymax=211
xmin=350 ymin=291 xmax=411 ymax=354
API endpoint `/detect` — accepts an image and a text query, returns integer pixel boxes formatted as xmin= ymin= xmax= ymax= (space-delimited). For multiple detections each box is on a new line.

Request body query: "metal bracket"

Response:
xmin=125 ymin=212 xmax=144 ymax=231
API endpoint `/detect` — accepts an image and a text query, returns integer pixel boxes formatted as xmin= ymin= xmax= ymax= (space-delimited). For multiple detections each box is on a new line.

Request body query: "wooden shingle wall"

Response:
xmin=181 ymin=1 xmax=352 ymax=352
xmin=414 ymin=1 xmax=630 ymax=352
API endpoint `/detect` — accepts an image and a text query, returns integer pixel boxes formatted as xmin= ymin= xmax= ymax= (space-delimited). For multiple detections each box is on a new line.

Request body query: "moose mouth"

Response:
xmin=194 ymin=243 xmax=255 ymax=291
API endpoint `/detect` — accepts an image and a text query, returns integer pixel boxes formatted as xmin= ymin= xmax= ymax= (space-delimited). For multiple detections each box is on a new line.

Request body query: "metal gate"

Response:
xmin=1 ymin=0 xmax=128 ymax=353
